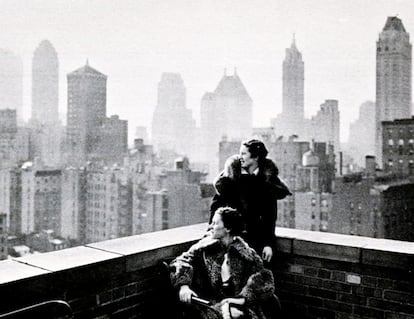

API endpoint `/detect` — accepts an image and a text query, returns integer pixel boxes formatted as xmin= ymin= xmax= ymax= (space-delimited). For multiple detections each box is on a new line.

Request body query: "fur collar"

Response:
xmin=228 ymin=236 xmax=257 ymax=262
xmin=202 ymin=236 xmax=256 ymax=262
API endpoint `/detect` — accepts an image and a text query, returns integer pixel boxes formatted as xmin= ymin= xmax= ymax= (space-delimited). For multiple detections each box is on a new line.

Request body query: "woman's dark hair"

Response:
xmin=215 ymin=207 xmax=245 ymax=236
xmin=242 ymin=139 xmax=268 ymax=161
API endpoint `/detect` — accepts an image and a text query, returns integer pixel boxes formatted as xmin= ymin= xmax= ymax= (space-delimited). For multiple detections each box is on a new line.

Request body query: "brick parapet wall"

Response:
xmin=0 ymin=225 xmax=412 ymax=319
xmin=274 ymin=228 xmax=414 ymax=319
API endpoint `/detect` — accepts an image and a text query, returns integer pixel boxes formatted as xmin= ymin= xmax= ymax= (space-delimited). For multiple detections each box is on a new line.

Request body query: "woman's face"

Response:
xmin=211 ymin=213 xmax=229 ymax=239
xmin=239 ymin=145 xmax=257 ymax=169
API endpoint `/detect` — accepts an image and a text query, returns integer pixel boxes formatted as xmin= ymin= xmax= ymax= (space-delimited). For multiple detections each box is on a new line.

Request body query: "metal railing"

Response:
xmin=0 ymin=300 xmax=73 ymax=319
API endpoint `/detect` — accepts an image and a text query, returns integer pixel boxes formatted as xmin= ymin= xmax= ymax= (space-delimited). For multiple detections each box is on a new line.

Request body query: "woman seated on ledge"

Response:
xmin=169 ymin=207 xmax=275 ymax=319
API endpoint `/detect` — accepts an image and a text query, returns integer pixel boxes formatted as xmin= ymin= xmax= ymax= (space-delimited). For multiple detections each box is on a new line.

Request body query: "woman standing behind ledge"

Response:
xmin=210 ymin=139 xmax=291 ymax=262
xmin=170 ymin=207 xmax=275 ymax=319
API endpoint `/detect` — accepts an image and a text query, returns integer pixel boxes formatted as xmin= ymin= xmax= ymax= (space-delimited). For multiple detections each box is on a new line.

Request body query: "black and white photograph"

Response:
xmin=0 ymin=1 xmax=413 ymax=318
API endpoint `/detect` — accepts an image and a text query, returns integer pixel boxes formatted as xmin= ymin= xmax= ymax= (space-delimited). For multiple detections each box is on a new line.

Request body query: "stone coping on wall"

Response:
xmin=276 ymin=227 xmax=414 ymax=269
xmin=1 ymin=224 xmax=413 ymax=286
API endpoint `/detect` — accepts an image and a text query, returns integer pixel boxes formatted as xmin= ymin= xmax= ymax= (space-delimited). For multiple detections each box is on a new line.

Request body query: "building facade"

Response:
xmin=139 ymin=158 xmax=209 ymax=233
xmin=92 ymin=115 xmax=128 ymax=165
xmin=151 ymin=73 xmax=196 ymax=158
xmin=84 ymin=167 xmax=132 ymax=243
xmin=332 ymin=172 xmax=414 ymax=241
xmin=376 ymin=16 xmax=412 ymax=164
xmin=0 ymin=49 xmax=23 ymax=123
xmin=0 ymin=109 xmax=18 ymax=168
xmin=66 ymin=62 xmax=107 ymax=164
xmin=0 ymin=213 xmax=7 ymax=260
xmin=309 ymin=100 xmax=340 ymax=160
xmin=61 ymin=167 xmax=86 ymax=242
xmin=347 ymin=101 xmax=376 ymax=168
xmin=20 ymin=165 xmax=62 ymax=236
xmin=382 ymin=117 xmax=414 ymax=176
xmin=201 ymin=69 xmax=253 ymax=178
xmin=0 ymin=168 xmax=21 ymax=236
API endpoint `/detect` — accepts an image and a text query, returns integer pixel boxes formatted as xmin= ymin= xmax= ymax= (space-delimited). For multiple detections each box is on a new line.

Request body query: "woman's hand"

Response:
xmin=179 ymin=285 xmax=197 ymax=304
xmin=220 ymin=298 xmax=245 ymax=319
xmin=262 ymin=246 xmax=273 ymax=262
xmin=223 ymin=157 xmax=235 ymax=178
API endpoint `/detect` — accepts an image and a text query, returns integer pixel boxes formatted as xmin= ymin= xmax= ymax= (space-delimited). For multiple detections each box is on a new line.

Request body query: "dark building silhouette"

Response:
xmin=332 ymin=170 xmax=414 ymax=241
xmin=382 ymin=117 xmax=414 ymax=176
xmin=376 ymin=16 xmax=412 ymax=164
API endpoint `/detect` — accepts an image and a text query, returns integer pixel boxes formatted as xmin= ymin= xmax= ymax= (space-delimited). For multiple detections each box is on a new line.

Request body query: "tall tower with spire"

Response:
xmin=32 ymin=40 xmax=59 ymax=124
xmin=272 ymin=36 xmax=305 ymax=138
xmin=283 ymin=34 xmax=304 ymax=119
xmin=376 ymin=16 xmax=412 ymax=163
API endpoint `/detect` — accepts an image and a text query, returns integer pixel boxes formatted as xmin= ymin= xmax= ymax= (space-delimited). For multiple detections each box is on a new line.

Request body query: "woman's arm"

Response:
xmin=262 ymin=159 xmax=291 ymax=199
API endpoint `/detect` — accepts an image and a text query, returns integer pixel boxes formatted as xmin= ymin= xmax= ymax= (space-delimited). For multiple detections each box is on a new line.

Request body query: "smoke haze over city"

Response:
xmin=1 ymin=0 xmax=414 ymax=143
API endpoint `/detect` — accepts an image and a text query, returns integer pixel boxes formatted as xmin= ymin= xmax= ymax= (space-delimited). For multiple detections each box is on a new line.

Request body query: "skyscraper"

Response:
xmin=283 ymin=35 xmax=305 ymax=120
xmin=31 ymin=40 xmax=61 ymax=166
xmin=0 ymin=49 xmax=23 ymax=123
xmin=347 ymin=101 xmax=376 ymax=167
xmin=32 ymin=40 xmax=59 ymax=124
xmin=200 ymin=69 xmax=252 ymax=178
xmin=309 ymin=100 xmax=340 ymax=164
xmin=151 ymin=73 xmax=196 ymax=157
xmin=376 ymin=16 xmax=412 ymax=163
xmin=272 ymin=36 xmax=305 ymax=138
xmin=66 ymin=61 xmax=107 ymax=164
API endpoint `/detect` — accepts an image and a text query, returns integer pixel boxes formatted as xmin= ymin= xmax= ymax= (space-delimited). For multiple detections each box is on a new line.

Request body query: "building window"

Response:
xmin=409 ymin=161 xmax=414 ymax=175
xmin=388 ymin=139 xmax=394 ymax=146
xmin=162 ymin=195 xmax=168 ymax=209
xmin=398 ymin=139 xmax=404 ymax=146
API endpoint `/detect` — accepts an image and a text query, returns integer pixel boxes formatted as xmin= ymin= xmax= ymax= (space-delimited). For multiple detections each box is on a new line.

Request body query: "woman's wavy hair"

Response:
xmin=242 ymin=139 xmax=268 ymax=164
xmin=214 ymin=207 xmax=245 ymax=236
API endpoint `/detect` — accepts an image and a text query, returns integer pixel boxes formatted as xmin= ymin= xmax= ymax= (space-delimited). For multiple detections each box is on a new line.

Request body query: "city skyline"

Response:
xmin=1 ymin=0 xmax=414 ymax=143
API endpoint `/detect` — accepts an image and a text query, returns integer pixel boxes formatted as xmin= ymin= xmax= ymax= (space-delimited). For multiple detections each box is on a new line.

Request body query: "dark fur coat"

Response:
xmin=170 ymin=236 xmax=275 ymax=319
xmin=210 ymin=155 xmax=291 ymax=252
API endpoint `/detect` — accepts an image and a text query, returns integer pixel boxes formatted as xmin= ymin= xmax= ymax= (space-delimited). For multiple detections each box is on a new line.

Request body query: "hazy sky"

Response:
xmin=1 ymin=0 xmax=414 ymax=143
